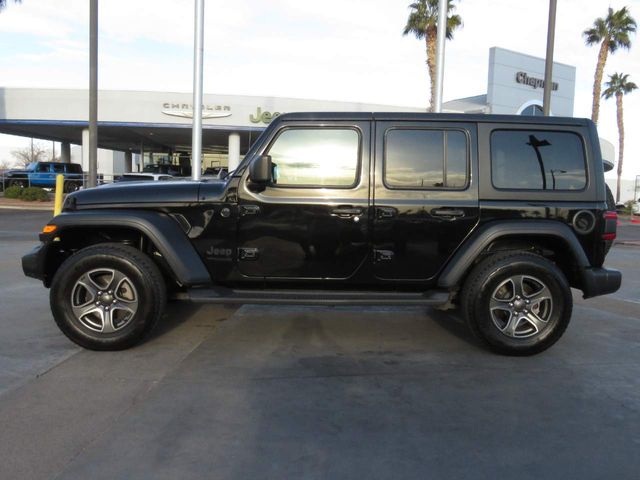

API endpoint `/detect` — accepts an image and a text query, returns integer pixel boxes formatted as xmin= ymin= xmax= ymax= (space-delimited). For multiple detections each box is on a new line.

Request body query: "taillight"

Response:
xmin=602 ymin=211 xmax=617 ymax=241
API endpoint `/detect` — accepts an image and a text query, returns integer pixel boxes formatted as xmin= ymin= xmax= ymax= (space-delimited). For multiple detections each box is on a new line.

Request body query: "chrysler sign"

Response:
xmin=161 ymin=102 xmax=232 ymax=119
xmin=515 ymin=72 xmax=558 ymax=91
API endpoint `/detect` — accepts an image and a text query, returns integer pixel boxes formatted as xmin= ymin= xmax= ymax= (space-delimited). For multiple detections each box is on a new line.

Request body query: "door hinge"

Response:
xmin=374 ymin=249 xmax=394 ymax=262
xmin=238 ymin=247 xmax=259 ymax=261
xmin=239 ymin=205 xmax=261 ymax=216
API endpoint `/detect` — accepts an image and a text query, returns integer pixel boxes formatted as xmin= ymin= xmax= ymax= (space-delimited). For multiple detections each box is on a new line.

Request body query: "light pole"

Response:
xmin=191 ymin=0 xmax=204 ymax=181
xmin=88 ymin=0 xmax=98 ymax=187
xmin=527 ymin=135 xmax=551 ymax=190
xmin=550 ymin=169 xmax=566 ymax=190
xmin=542 ymin=0 xmax=557 ymax=116
xmin=433 ymin=0 xmax=447 ymax=113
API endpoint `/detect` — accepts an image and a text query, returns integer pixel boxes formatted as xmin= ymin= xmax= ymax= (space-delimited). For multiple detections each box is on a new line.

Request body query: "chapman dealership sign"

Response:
xmin=161 ymin=102 xmax=232 ymax=119
xmin=515 ymin=71 xmax=558 ymax=91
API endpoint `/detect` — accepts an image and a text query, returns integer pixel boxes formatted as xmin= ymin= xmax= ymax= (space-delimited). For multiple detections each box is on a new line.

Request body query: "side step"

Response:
xmin=183 ymin=287 xmax=450 ymax=306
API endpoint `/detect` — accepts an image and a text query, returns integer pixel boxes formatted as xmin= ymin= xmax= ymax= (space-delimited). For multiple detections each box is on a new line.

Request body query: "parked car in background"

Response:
xmin=1 ymin=162 xmax=84 ymax=192
xmin=143 ymin=164 xmax=191 ymax=177
xmin=115 ymin=173 xmax=174 ymax=182
xmin=203 ymin=167 xmax=229 ymax=180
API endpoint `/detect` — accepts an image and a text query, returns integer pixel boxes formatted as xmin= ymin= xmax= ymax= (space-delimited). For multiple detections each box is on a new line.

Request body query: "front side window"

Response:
xmin=384 ymin=129 xmax=468 ymax=189
xmin=491 ymin=130 xmax=587 ymax=190
xmin=36 ymin=164 xmax=50 ymax=173
xmin=266 ymin=128 xmax=359 ymax=188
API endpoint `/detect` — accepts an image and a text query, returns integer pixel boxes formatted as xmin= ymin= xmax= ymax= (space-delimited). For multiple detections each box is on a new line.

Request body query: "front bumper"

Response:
xmin=22 ymin=243 xmax=48 ymax=284
xmin=580 ymin=267 xmax=622 ymax=299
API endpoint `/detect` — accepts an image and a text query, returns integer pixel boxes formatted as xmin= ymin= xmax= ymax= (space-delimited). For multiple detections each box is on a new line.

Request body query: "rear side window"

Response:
xmin=52 ymin=164 xmax=64 ymax=173
xmin=384 ymin=129 xmax=468 ymax=189
xmin=267 ymin=128 xmax=360 ymax=188
xmin=491 ymin=130 xmax=587 ymax=190
xmin=66 ymin=164 xmax=82 ymax=174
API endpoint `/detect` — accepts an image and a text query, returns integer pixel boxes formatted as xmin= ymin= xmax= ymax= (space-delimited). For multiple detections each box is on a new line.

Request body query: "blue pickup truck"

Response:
xmin=1 ymin=162 xmax=85 ymax=192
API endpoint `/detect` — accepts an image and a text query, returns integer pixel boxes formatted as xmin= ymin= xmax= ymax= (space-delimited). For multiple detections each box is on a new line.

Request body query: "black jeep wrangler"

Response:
xmin=22 ymin=113 xmax=621 ymax=355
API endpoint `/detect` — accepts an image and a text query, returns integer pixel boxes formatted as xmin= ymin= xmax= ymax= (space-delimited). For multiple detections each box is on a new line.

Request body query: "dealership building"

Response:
xmin=0 ymin=47 xmax=615 ymax=177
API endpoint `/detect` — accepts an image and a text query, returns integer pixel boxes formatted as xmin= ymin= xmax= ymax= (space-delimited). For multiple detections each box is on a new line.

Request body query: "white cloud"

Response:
xmin=0 ymin=0 xmax=638 ymax=178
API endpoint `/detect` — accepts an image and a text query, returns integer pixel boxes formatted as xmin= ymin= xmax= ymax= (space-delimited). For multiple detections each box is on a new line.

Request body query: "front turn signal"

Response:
xmin=42 ymin=225 xmax=57 ymax=234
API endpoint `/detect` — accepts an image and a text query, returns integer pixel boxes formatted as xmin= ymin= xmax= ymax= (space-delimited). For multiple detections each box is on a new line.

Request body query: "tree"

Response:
xmin=403 ymin=0 xmax=462 ymax=112
xmin=583 ymin=7 xmax=636 ymax=125
xmin=11 ymin=141 xmax=49 ymax=167
xmin=0 ymin=0 xmax=21 ymax=11
xmin=602 ymin=72 xmax=637 ymax=203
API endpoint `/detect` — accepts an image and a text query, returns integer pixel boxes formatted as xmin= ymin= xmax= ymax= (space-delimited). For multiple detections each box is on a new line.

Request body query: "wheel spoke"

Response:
xmin=512 ymin=275 xmax=526 ymax=298
xmin=525 ymin=284 xmax=553 ymax=307
xmin=72 ymin=302 xmax=101 ymax=322
xmin=101 ymin=308 xmax=116 ymax=334
xmin=75 ymin=273 xmax=99 ymax=298
xmin=523 ymin=311 xmax=547 ymax=334
xmin=106 ymin=270 xmax=127 ymax=293
xmin=502 ymin=313 xmax=521 ymax=337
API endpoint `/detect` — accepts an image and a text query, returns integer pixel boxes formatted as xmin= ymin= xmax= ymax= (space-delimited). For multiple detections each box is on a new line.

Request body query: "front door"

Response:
xmin=372 ymin=121 xmax=479 ymax=281
xmin=236 ymin=121 xmax=371 ymax=281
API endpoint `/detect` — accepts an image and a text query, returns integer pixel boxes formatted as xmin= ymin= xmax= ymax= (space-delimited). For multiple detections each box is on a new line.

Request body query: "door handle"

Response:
xmin=331 ymin=206 xmax=364 ymax=218
xmin=431 ymin=208 xmax=465 ymax=218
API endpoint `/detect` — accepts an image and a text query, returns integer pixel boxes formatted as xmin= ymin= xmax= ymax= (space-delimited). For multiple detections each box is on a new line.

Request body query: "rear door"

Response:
xmin=236 ymin=120 xmax=371 ymax=281
xmin=372 ymin=120 xmax=479 ymax=281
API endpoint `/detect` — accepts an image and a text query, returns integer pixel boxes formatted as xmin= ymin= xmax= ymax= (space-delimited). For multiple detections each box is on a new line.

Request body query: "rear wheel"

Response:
xmin=461 ymin=252 xmax=572 ymax=356
xmin=50 ymin=243 xmax=166 ymax=350
xmin=63 ymin=180 xmax=80 ymax=193
xmin=8 ymin=179 xmax=27 ymax=188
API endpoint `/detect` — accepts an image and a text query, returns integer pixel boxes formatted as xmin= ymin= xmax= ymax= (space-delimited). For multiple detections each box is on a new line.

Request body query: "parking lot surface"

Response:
xmin=0 ymin=209 xmax=639 ymax=479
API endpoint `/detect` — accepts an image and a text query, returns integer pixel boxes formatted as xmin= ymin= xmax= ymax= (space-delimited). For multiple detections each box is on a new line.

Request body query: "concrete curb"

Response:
xmin=0 ymin=204 xmax=54 ymax=212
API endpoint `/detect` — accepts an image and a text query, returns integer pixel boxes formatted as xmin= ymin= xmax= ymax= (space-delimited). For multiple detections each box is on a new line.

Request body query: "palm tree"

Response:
xmin=0 ymin=0 xmax=21 ymax=11
xmin=583 ymin=7 xmax=636 ymax=125
xmin=602 ymin=73 xmax=637 ymax=203
xmin=403 ymin=0 xmax=462 ymax=112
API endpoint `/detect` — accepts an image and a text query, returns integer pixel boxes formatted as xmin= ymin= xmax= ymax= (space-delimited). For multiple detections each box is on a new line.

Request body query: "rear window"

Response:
xmin=384 ymin=129 xmax=468 ymax=189
xmin=490 ymin=130 xmax=587 ymax=190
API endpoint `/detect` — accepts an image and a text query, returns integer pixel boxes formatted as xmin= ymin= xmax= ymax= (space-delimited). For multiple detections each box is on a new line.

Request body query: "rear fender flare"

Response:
xmin=438 ymin=220 xmax=589 ymax=288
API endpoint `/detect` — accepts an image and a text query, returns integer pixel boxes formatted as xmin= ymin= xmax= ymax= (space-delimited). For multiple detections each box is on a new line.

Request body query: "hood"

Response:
xmin=67 ymin=180 xmax=205 ymax=208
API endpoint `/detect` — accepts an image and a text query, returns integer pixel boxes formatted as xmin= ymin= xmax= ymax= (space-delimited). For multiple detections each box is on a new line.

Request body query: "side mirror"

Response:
xmin=249 ymin=154 xmax=272 ymax=184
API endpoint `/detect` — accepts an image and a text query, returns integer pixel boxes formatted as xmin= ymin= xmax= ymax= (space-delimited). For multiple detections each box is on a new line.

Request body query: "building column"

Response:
xmin=124 ymin=151 xmax=133 ymax=173
xmin=61 ymin=142 xmax=71 ymax=163
xmin=81 ymin=128 xmax=90 ymax=172
xmin=228 ymin=132 xmax=241 ymax=172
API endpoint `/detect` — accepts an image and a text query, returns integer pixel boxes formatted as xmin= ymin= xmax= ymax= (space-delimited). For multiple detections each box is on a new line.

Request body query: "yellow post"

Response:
xmin=53 ymin=174 xmax=64 ymax=216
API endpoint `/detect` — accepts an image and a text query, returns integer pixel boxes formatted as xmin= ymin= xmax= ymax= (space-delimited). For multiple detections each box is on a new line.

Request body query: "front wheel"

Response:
xmin=50 ymin=243 xmax=166 ymax=350
xmin=461 ymin=252 xmax=572 ymax=356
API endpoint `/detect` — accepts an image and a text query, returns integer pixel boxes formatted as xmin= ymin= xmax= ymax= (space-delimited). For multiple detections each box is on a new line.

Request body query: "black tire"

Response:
xmin=50 ymin=243 xmax=166 ymax=350
xmin=461 ymin=251 xmax=572 ymax=356
xmin=8 ymin=179 xmax=27 ymax=188
xmin=63 ymin=180 xmax=79 ymax=193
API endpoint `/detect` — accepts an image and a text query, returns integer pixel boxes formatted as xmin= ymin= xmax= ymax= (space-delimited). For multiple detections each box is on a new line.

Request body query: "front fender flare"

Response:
xmin=49 ymin=210 xmax=211 ymax=286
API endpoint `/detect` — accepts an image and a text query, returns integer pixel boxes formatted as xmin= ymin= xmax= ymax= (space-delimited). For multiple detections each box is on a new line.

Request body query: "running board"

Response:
xmin=183 ymin=287 xmax=450 ymax=306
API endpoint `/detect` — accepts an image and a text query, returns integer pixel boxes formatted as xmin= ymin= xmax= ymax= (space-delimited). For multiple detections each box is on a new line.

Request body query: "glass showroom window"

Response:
xmin=520 ymin=104 xmax=544 ymax=116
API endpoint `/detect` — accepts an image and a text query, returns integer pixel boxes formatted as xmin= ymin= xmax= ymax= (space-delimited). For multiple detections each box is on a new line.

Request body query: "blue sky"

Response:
xmin=0 ymin=0 xmax=638 ymax=180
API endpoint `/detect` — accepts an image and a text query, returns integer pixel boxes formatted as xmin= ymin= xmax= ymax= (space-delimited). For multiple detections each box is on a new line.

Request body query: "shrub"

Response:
xmin=20 ymin=187 xmax=49 ymax=202
xmin=4 ymin=186 xmax=23 ymax=199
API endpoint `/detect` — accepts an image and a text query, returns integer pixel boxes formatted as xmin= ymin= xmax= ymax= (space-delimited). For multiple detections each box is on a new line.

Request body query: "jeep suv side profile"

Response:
xmin=22 ymin=113 xmax=621 ymax=355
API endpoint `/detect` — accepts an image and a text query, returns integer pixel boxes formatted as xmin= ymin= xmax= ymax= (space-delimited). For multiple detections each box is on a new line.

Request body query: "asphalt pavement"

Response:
xmin=0 ymin=209 xmax=639 ymax=480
